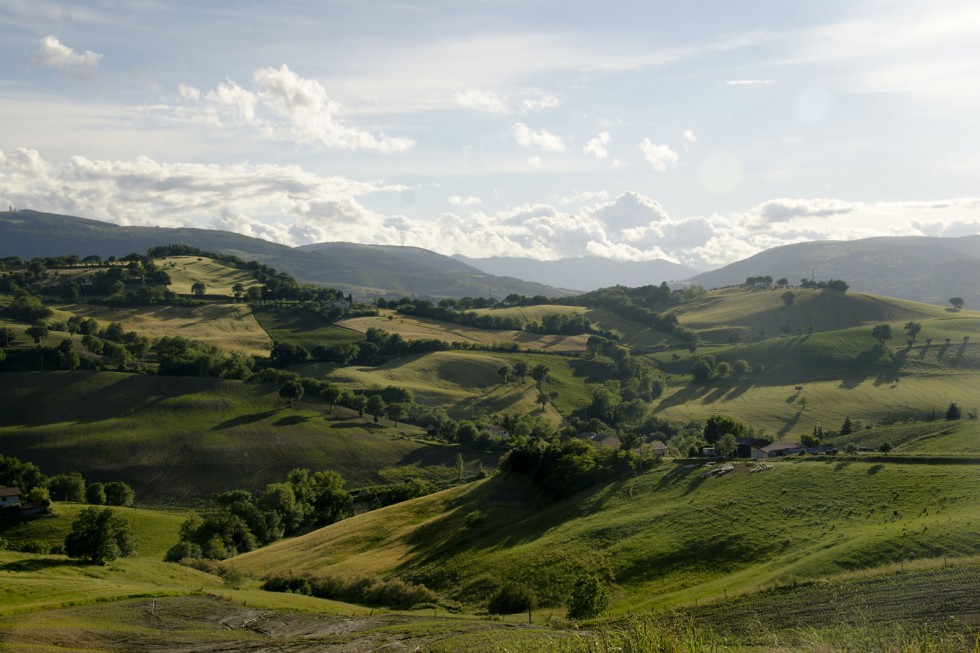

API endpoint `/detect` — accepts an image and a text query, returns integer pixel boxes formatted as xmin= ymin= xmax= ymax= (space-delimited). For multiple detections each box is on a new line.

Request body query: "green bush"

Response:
xmin=566 ymin=574 xmax=610 ymax=620
xmin=488 ymin=582 xmax=536 ymax=615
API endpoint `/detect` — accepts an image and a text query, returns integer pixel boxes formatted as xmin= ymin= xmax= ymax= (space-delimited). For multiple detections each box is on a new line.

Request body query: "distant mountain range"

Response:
xmin=0 ymin=210 xmax=570 ymax=299
xmin=686 ymin=236 xmax=980 ymax=308
xmin=2 ymin=210 xmax=978 ymax=307
xmin=455 ymin=255 xmax=699 ymax=292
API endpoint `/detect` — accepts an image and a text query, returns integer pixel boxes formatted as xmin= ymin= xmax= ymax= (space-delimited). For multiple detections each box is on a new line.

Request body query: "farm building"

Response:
xmin=755 ymin=441 xmax=804 ymax=459
xmin=0 ymin=486 xmax=22 ymax=507
xmin=647 ymin=440 xmax=669 ymax=456
xmin=736 ymin=437 xmax=771 ymax=458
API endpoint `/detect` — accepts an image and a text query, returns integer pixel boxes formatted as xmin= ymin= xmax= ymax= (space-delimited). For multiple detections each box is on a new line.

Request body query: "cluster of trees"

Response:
xmin=80 ymin=319 xmax=151 ymax=369
xmin=0 ymin=453 xmax=134 ymax=518
xmin=156 ymin=335 xmax=254 ymax=379
xmin=691 ymin=355 xmax=759 ymax=382
xmin=262 ymin=572 xmax=437 ymax=610
xmin=165 ymin=468 xmax=352 ymax=561
xmin=271 ymin=327 xmax=518 ymax=370
xmin=799 ymin=278 xmax=849 ymax=292
xmin=503 ymin=438 xmax=656 ymax=500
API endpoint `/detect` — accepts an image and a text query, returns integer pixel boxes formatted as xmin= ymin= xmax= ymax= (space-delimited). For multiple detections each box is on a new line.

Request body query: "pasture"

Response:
xmin=52 ymin=302 xmax=272 ymax=357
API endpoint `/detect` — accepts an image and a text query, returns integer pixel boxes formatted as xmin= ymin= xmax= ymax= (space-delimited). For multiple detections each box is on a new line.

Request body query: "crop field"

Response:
xmin=52 ymin=302 xmax=273 ymax=357
xmin=233 ymin=456 xmax=980 ymax=614
xmin=0 ymin=503 xmax=190 ymax=559
xmin=0 ymin=371 xmax=474 ymax=503
xmin=154 ymin=255 xmax=262 ymax=296
xmin=339 ymin=311 xmax=590 ymax=353
xmin=252 ymin=307 xmax=365 ymax=349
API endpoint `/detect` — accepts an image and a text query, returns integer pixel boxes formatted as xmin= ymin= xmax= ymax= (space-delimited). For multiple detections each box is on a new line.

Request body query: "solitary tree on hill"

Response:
xmin=496 ymin=365 xmax=510 ymax=385
xmin=512 ymin=361 xmax=529 ymax=383
xmin=904 ymin=321 xmax=922 ymax=342
xmin=278 ymin=380 xmax=304 ymax=407
xmin=949 ymin=297 xmax=964 ymax=311
xmin=64 ymin=507 xmax=136 ymax=565
xmin=531 ymin=364 xmax=549 ymax=388
xmin=946 ymin=402 xmax=961 ymax=421
xmin=871 ymin=324 xmax=893 ymax=345
xmin=191 ymin=281 xmax=207 ymax=297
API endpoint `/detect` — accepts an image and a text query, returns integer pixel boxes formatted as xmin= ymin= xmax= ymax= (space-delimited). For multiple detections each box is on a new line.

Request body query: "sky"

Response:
xmin=1 ymin=0 xmax=979 ymax=271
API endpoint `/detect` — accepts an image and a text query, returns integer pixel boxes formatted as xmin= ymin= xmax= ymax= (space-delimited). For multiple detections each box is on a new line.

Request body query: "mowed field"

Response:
xmin=154 ymin=255 xmax=262 ymax=296
xmin=52 ymin=302 xmax=272 ymax=357
xmin=339 ymin=310 xmax=590 ymax=353
xmin=231 ymin=456 xmax=980 ymax=613
xmin=0 ymin=371 xmax=473 ymax=503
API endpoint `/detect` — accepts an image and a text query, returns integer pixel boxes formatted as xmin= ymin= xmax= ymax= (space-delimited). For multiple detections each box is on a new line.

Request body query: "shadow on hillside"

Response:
xmin=652 ymin=383 xmax=714 ymax=413
xmin=867 ymin=464 xmax=884 ymax=475
xmin=777 ymin=409 xmax=804 ymax=437
xmin=210 ymin=409 xmax=279 ymax=431
xmin=0 ymin=558 xmax=86 ymax=573
xmin=274 ymin=414 xmax=311 ymax=426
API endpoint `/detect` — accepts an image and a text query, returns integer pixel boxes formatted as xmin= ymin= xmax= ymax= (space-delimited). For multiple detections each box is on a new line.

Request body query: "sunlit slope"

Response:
xmin=0 ymin=503 xmax=190 ymax=559
xmin=666 ymin=288 xmax=955 ymax=343
xmin=232 ymin=457 xmax=980 ymax=612
xmin=339 ymin=310 xmax=589 ymax=353
xmin=0 ymin=371 xmax=463 ymax=503
xmin=52 ymin=302 xmax=272 ymax=357
xmin=154 ymin=255 xmax=262 ymax=296
xmin=296 ymin=350 xmax=595 ymax=422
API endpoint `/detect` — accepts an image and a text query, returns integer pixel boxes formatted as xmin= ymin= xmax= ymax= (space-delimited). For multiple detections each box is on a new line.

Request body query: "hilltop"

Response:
xmin=686 ymin=236 xmax=980 ymax=308
xmin=0 ymin=210 xmax=569 ymax=299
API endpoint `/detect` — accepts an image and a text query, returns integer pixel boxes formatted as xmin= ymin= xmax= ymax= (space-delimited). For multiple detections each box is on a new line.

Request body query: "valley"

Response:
xmin=1 ymin=238 xmax=978 ymax=651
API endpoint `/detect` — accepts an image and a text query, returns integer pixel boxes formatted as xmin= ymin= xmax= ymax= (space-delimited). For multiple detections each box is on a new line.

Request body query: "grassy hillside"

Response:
xmin=0 ymin=371 xmax=476 ymax=503
xmin=253 ymin=307 xmax=365 ymax=349
xmin=52 ymin=302 xmax=272 ymax=357
xmin=339 ymin=310 xmax=590 ymax=353
xmin=666 ymin=288 xmax=951 ymax=343
xmin=155 ymin=255 xmax=262 ymax=296
xmin=297 ymin=350 xmax=598 ymax=422
xmin=232 ymin=456 xmax=980 ymax=613
xmin=0 ymin=503 xmax=189 ymax=559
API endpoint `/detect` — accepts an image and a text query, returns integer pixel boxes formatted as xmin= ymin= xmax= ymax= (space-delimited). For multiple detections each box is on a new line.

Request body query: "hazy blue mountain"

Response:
xmin=686 ymin=236 xmax=980 ymax=308
xmin=0 ymin=210 xmax=572 ymax=299
xmin=456 ymin=255 xmax=699 ymax=292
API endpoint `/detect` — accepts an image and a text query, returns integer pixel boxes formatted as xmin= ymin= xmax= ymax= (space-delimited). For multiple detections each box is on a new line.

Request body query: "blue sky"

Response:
xmin=1 ymin=0 xmax=978 ymax=269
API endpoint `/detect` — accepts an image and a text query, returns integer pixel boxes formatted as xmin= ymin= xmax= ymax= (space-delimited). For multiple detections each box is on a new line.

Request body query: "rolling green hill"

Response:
xmin=0 ymin=210 xmax=570 ymax=299
xmin=0 ymin=371 xmax=478 ymax=504
xmin=231 ymin=456 xmax=980 ymax=614
xmin=686 ymin=235 xmax=980 ymax=308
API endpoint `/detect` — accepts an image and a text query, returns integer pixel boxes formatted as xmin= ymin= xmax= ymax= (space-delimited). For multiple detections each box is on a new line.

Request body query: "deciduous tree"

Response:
xmin=64 ymin=507 xmax=136 ymax=564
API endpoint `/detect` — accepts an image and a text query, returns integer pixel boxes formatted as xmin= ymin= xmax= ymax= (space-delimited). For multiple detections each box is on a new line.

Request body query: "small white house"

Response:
xmin=0 ymin=486 xmax=22 ymax=507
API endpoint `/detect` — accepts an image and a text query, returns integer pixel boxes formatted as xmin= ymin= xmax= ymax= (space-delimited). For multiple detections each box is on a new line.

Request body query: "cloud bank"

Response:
xmin=2 ymin=149 xmax=978 ymax=270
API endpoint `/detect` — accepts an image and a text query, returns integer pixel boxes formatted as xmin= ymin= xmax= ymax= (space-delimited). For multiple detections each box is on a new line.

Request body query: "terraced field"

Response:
xmin=155 ymin=255 xmax=262 ymax=296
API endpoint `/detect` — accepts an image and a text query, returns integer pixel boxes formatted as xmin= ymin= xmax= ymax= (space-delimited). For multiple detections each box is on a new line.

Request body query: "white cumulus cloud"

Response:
xmin=683 ymin=129 xmax=697 ymax=143
xmin=176 ymin=65 xmax=413 ymax=152
xmin=455 ymin=88 xmax=509 ymax=114
xmin=33 ymin=35 xmax=102 ymax=79
xmin=639 ymin=139 xmax=679 ymax=171
xmin=513 ymin=123 xmax=565 ymax=152
xmin=583 ymin=132 xmax=611 ymax=159
xmin=448 ymin=195 xmax=482 ymax=206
